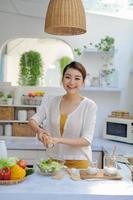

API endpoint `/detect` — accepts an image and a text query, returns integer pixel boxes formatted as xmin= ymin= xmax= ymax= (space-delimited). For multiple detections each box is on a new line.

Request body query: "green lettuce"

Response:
xmin=0 ymin=157 xmax=18 ymax=169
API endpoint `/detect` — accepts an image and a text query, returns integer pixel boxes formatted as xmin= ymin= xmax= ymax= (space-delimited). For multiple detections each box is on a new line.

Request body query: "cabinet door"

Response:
xmin=92 ymin=151 xmax=103 ymax=168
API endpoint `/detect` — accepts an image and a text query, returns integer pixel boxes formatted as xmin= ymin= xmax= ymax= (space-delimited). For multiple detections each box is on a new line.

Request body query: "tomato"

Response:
xmin=0 ymin=167 xmax=11 ymax=180
xmin=17 ymin=160 xmax=27 ymax=169
xmin=0 ymin=169 xmax=3 ymax=180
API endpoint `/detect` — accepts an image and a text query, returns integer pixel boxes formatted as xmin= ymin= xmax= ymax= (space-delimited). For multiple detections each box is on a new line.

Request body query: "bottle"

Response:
xmin=0 ymin=140 xmax=8 ymax=159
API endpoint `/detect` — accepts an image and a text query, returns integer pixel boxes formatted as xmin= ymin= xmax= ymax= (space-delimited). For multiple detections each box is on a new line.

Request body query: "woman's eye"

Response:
xmin=64 ymin=76 xmax=70 ymax=79
xmin=75 ymin=78 xmax=81 ymax=80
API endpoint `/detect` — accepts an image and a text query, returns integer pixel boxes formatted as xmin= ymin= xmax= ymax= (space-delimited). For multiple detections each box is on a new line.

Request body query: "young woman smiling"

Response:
xmin=29 ymin=61 xmax=97 ymax=169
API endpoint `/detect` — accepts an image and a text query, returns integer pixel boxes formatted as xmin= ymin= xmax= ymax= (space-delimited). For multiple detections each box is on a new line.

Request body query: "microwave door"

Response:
xmin=107 ymin=122 xmax=127 ymax=138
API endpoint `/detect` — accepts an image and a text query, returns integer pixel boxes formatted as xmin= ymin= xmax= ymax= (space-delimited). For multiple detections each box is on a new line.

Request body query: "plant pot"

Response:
xmin=7 ymin=98 xmax=13 ymax=105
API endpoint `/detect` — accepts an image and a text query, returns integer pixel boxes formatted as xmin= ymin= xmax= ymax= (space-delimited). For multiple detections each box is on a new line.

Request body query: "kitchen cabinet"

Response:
xmin=0 ymin=105 xmax=36 ymax=137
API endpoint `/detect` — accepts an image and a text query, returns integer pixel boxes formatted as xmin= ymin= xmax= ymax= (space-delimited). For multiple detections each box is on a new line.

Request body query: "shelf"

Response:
xmin=0 ymin=120 xmax=28 ymax=123
xmin=83 ymin=48 xmax=116 ymax=55
xmin=0 ymin=104 xmax=37 ymax=107
xmin=0 ymin=136 xmax=35 ymax=140
xmin=82 ymin=86 xmax=122 ymax=92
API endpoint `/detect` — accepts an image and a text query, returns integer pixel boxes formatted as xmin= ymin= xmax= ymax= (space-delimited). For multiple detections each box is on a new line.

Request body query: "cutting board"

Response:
xmin=80 ymin=169 xmax=122 ymax=180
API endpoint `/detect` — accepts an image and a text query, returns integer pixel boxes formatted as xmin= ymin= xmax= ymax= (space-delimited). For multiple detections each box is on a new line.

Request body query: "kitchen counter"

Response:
xmin=2 ymin=136 xmax=133 ymax=156
xmin=0 ymin=163 xmax=133 ymax=200
xmin=92 ymin=138 xmax=133 ymax=156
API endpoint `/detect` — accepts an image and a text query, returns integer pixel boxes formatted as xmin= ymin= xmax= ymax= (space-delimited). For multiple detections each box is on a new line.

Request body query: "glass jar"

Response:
xmin=103 ymin=154 xmax=118 ymax=176
xmin=18 ymin=110 xmax=27 ymax=121
xmin=0 ymin=140 xmax=8 ymax=159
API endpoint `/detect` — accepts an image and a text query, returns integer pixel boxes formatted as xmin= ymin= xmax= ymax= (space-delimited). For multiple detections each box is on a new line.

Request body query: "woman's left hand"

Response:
xmin=48 ymin=136 xmax=59 ymax=145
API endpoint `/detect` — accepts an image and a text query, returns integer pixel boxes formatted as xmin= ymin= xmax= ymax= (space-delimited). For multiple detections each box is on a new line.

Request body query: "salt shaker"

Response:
xmin=0 ymin=140 xmax=8 ymax=159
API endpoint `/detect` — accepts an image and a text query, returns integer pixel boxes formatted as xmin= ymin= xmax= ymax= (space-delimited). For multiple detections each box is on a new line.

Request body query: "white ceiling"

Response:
xmin=0 ymin=0 xmax=49 ymax=18
xmin=0 ymin=0 xmax=133 ymax=20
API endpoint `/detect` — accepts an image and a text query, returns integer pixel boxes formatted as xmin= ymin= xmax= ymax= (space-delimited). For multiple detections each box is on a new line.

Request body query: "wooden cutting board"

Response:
xmin=80 ymin=169 xmax=122 ymax=180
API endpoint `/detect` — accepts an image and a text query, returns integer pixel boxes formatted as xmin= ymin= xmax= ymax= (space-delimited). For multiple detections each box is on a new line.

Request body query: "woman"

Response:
xmin=29 ymin=61 xmax=97 ymax=169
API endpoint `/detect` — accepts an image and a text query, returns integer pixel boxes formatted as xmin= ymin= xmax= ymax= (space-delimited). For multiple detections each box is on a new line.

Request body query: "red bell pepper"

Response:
xmin=0 ymin=167 xmax=11 ymax=180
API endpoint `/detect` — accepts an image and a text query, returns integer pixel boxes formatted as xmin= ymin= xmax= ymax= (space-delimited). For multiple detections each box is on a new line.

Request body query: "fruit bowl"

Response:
xmin=0 ymin=177 xmax=26 ymax=185
xmin=37 ymin=159 xmax=64 ymax=176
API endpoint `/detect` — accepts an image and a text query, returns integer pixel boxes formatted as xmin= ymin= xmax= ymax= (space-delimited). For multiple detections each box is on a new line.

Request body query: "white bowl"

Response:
xmin=87 ymin=167 xmax=98 ymax=175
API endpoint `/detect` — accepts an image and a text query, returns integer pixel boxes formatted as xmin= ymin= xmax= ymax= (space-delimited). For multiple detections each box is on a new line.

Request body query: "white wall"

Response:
xmin=0 ymin=11 xmax=133 ymax=138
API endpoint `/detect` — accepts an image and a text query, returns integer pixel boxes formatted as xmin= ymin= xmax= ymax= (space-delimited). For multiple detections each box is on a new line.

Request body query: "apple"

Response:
xmin=17 ymin=159 xmax=27 ymax=169
xmin=28 ymin=92 xmax=35 ymax=97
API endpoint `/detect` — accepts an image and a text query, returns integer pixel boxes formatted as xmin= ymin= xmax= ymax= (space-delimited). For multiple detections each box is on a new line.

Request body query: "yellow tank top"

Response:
xmin=59 ymin=114 xmax=90 ymax=169
xmin=60 ymin=114 xmax=67 ymax=136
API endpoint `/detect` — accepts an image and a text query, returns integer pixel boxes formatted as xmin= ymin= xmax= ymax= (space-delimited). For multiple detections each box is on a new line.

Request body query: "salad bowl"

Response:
xmin=37 ymin=159 xmax=64 ymax=176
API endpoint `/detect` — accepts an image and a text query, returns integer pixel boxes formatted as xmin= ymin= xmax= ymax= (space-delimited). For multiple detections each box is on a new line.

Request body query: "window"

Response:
xmin=83 ymin=0 xmax=133 ymax=20
xmin=2 ymin=38 xmax=74 ymax=86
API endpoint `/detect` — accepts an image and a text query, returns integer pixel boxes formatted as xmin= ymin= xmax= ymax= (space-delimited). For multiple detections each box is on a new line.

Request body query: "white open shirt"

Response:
xmin=31 ymin=95 xmax=97 ymax=162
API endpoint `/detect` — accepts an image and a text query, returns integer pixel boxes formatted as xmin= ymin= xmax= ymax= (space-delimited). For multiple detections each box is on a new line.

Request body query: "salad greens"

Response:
xmin=38 ymin=159 xmax=63 ymax=173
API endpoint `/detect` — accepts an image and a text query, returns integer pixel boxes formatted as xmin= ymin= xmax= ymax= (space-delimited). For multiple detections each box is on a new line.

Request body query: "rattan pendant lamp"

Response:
xmin=45 ymin=0 xmax=86 ymax=35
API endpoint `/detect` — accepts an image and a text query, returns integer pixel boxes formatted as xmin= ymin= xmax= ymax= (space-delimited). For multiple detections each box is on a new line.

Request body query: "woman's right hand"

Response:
xmin=37 ymin=128 xmax=50 ymax=147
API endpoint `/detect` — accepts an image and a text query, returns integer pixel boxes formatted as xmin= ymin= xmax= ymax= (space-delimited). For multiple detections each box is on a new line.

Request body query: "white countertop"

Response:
xmin=0 ymin=163 xmax=133 ymax=200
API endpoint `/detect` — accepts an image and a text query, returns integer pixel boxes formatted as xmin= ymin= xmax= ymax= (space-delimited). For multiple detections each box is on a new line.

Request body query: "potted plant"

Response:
xmin=74 ymin=48 xmax=82 ymax=56
xmin=95 ymin=36 xmax=115 ymax=52
xmin=18 ymin=50 xmax=43 ymax=86
xmin=6 ymin=94 xmax=13 ymax=105
xmin=99 ymin=67 xmax=117 ymax=87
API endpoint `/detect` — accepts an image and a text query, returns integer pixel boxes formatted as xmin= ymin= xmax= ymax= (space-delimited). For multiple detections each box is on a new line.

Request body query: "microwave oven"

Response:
xmin=103 ymin=117 xmax=133 ymax=144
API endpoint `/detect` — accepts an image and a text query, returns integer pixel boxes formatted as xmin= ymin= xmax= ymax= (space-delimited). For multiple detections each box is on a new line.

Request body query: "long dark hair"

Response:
xmin=62 ymin=61 xmax=86 ymax=81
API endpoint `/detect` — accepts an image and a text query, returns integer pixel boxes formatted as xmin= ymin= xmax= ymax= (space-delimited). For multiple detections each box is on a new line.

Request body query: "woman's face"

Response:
xmin=62 ymin=68 xmax=84 ymax=94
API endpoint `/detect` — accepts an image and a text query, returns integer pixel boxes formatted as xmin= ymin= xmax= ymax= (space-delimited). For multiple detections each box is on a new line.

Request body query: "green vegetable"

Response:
xmin=38 ymin=159 xmax=63 ymax=173
xmin=0 ymin=157 xmax=18 ymax=169
xmin=26 ymin=168 xmax=35 ymax=176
